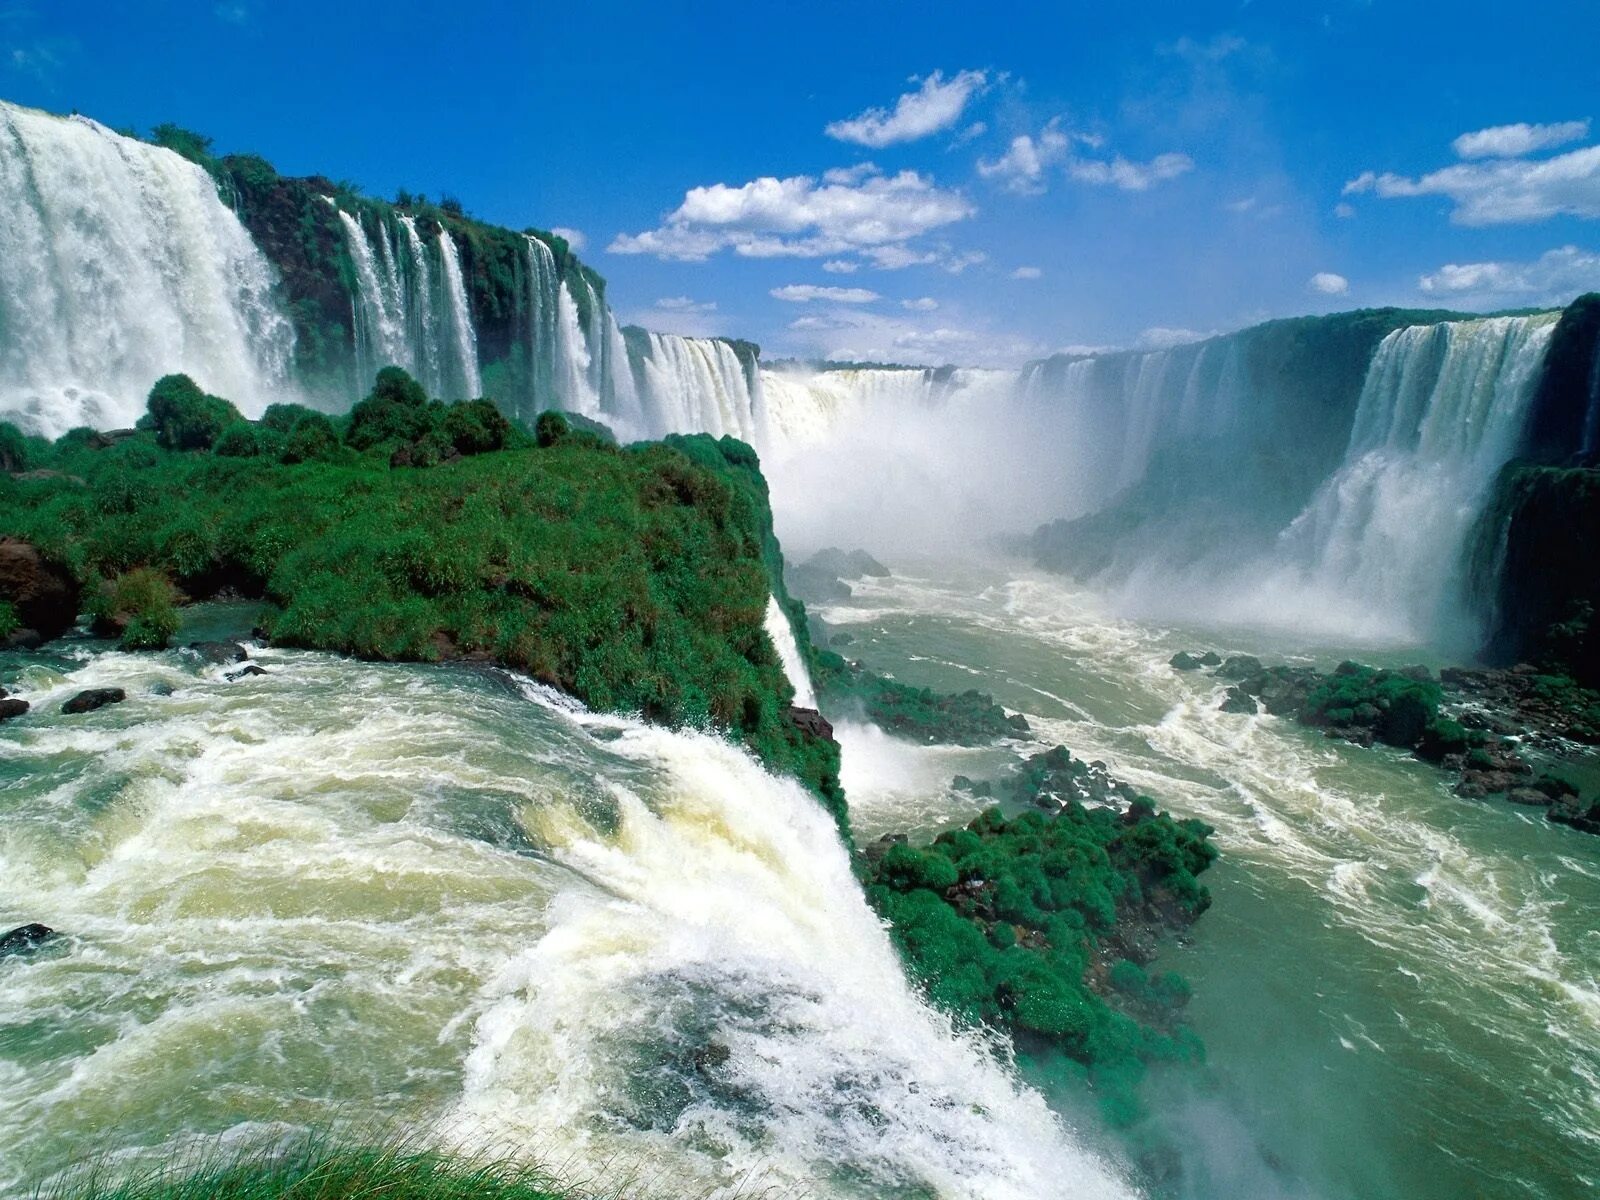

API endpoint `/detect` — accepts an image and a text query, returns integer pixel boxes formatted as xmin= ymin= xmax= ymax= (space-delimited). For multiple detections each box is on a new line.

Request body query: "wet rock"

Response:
xmin=830 ymin=632 xmax=855 ymax=646
xmin=1507 ymin=787 xmax=1553 ymax=807
xmin=0 ymin=538 xmax=81 ymax=645
xmin=61 ymin=687 xmax=126 ymax=714
xmin=1219 ymin=687 xmax=1259 ymax=715
xmin=188 ymin=641 xmax=249 ymax=664
xmin=0 ymin=923 xmax=59 ymax=960
xmin=1218 ymin=654 xmax=1263 ymax=680
xmin=805 ymin=547 xmax=890 ymax=578
xmin=1197 ymin=651 xmax=1222 ymax=667
xmin=227 ymin=663 xmax=269 ymax=680
xmin=784 ymin=705 xmax=834 ymax=741
xmin=0 ymin=697 xmax=28 ymax=721
xmin=1169 ymin=651 xmax=1204 ymax=671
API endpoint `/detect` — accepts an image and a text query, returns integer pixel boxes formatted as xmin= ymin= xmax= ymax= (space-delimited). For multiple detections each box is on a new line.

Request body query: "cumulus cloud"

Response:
xmin=1344 ymin=128 xmax=1600 ymax=225
xmin=1418 ymin=245 xmax=1600 ymax=305
xmin=1452 ymin=120 xmax=1590 ymax=160
xmin=1309 ymin=271 xmax=1350 ymax=295
xmin=1333 ymin=201 xmax=1356 ymax=219
xmin=978 ymin=119 xmax=1192 ymax=195
xmin=825 ymin=70 xmax=989 ymax=148
xmin=821 ymin=259 xmax=858 ymax=274
xmin=780 ymin=305 xmax=1043 ymax=367
xmin=1011 ymin=265 xmax=1042 ymax=279
xmin=1137 ymin=327 xmax=1208 ymax=349
xmin=550 ymin=226 xmax=587 ymax=251
xmin=655 ymin=296 xmax=716 ymax=313
xmin=609 ymin=165 xmax=975 ymax=266
xmin=771 ymin=284 xmax=881 ymax=304
xmin=901 ymin=297 xmax=939 ymax=311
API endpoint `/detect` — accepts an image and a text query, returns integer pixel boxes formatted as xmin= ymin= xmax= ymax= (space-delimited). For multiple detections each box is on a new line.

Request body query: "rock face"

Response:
xmin=0 ymin=538 xmax=81 ymax=644
xmin=0 ymin=923 xmax=59 ymax=960
xmin=62 ymin=687 xmax=126 ymax=714
xmin=1219 ymin=687 xmax=1259 ymax=715
xmin=784 ymin=705 xmax=835 ymax=742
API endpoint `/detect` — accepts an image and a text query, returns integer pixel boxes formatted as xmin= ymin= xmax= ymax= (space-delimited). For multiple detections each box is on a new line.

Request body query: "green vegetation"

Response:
xmin=865 ymin=756 xmax=1216 ymax=1125
xmin=43 ymin=1140 xmax=571 ymax=1200
xmin=1299 ymin=661 xmax=1441 ymax=747
xmin=812 ymin=648 xmax=1030 ymax=744
xmin=0 ymin=370 xmax=842 ymax=826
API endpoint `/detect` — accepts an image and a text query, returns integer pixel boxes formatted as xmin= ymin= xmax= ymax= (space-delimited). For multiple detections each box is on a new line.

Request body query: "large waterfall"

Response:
xmin=1244 ymin=314 xmax=1559 ymax=643
xmin=630 ymin=332 xmax=764 ymax=441
xmin=0 ymin=101 xmax=295 ymax=436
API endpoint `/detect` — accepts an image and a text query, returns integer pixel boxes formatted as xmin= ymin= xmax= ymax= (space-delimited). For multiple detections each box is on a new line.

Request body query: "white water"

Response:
xmin=1236 ymin=314 xmax=1559 ymax=644
xmin=633 ymin=333 xmax=762 ymax=441
xmin=0 ymin=641 xmax=1133 ymax=1200
xmin=435 ymin=230 xmax=481 ymax=398
xmin=764 ymin=596 xmax=817 ymax=708
xmin=0 ymin=101 xmax=295 ymax=435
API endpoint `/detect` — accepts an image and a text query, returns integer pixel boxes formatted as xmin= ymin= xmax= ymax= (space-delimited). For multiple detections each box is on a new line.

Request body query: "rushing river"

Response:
xmin=3 ymin=562 xmax=1598 ymax=1199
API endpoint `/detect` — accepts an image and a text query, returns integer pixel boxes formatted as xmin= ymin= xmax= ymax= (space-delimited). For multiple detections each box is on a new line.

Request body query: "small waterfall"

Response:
xmin=602 ymin=311 xmax=646 ymax=434
xmin=554 ymin=281 xmax=600 ymax=417
xmin=398 ymin=215 xmax=442 ymax=396
xmin=1263 ymin=313 xmax=1559 ymax=642
xmin=764 ymin=596 xmax=817 ymax=708
xmin=436 ymin=230 xmax=481 ymax=397
xmin=0 ymin=101 xmax=295 ymax=435
xmin=522 ymin=235 xmax=560 ymax=416
xmin=338 ymin=208 xmax=411 ymax=387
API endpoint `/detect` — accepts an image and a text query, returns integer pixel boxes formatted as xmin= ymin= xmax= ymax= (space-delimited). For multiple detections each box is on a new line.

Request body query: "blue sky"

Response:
xmin=4 ymin=0 xmax=1598 ymax=365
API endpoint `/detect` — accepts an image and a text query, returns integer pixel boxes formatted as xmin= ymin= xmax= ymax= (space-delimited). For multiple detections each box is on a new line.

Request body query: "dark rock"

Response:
xmin=1507 ymin=788 xmax=1553 ymax=807
xmin=1218 ymin=654 xmax=1263 ymax=680
xmin=784 ymin=705 xmax=834 ymax=741
xmin=830 ymin=632 xmax=855 ymax=646
xmin=1549 ymin=795 xmax=1600 ymax=835
xmin=1399 ymin=665 xmax=1434 ymax=682
xmin=188 ymin=641 xmax=248 ymax=664
xmin=1219 ymin=687 xmax=1259 ymax=715
xmin=3 ymin=628 xmax=43 ymax=651
xmin=0 ymin=923 xmax=59 ymax=959
xmin=0 ymin=538 xmax=81 ymax=644
xmin=227 ymin=663 xmax=269 ymax=680
xmin=1197 ymin=651 xmax=1223 ymax=667
xmin=1169 ymin=651 xmax=1204 ymax=671
xmin=0 ymin=697 xmax=28 ymax=720
xmin=805 ymin=547 xmax=890 ymax=578
xmin=62 ymin=687 xmax=126 ymax=714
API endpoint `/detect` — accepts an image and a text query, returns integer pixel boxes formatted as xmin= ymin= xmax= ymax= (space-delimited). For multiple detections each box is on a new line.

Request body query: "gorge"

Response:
xmin=2 ymin=99 xmax=1599 ymax=1200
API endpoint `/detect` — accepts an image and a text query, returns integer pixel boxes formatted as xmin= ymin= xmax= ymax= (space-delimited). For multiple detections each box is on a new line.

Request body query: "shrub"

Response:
xmin=442 ymin=399 xmax=514 ymax=456
xmin=0 ymin=421 xmax=27 ymax=472
xmin=345 ymin=367 xmax=435 ymax=450
xmin=144 ymin=374 xmax=242 ymax=451
xmin=88 ymin=568 xmax=180 ymax=650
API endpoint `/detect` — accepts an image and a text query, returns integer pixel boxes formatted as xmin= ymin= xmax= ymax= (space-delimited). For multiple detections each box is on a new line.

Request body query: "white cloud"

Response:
xmin=655 ymin=296 xmax=716 ymax=313
xmin=771 ymin=284 xmax=881 ymax=304
xmin=780 ymin=305 xmax=1043 ymax=367
xmin=214 ymin=2 xmax=250 ymax=23
xmin=1138 ymin=327 xmax=1208 ymax=349
xmin=1068 ymin=152 xmax=1195 ymax=191
xmin=979 ymin=119 xmax=1192 ymax=195
xmin=550 ymin=226 xmax=587 ymax=251
xmin=825 ymin=70 xmax=989 ymax=148
xmin=1333 ymin=201 xmax=1356 ymax=219
xmin=821 ymin=259 xmax=858 ymax=274
xmin=1309 ymin=271 xmax=1350 ymax=296
xmin=609 ymin=165 xmax=975 ymax=264
xmin=901 ymin=297 xmax=939 ymax=311
xmin=1011 ymin=266 xmax=1042 ymax=279
xmin=1452 ymin=120 xmax=1590 ymax=160
xmin=1224 ymin=196 xmax=1257 ymax=213
xmin=1344 ymin=143 xmax=1600 ymax=226
xmin=1418 ymin=245 xmax=1600 ymax=306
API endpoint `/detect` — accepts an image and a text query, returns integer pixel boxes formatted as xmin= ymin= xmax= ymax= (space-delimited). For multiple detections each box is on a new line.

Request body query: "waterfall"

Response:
xmin=436 ymin=230 xmax=481 ymax=397
xmin=633 ymin=333 xmax=762 ymax=441
xmin=602 ymin=311 xmax=646 ymax=435
xmin=554 ymin=281 xmax=601 ymax=417
xmin=521 ymin=235 xmax=560 ymax=417
xmin=1259 ymin=313 xmax=1559 ymax=642
xmin=0 ymin=101 xmax=295 ymax=436
xmin=765 ymin=596 xmax=818 ymax=708
xmin=398 ymin=215 xmax=442 ymax=396
xmin=338 ymin=209 xmax=411 ymax=387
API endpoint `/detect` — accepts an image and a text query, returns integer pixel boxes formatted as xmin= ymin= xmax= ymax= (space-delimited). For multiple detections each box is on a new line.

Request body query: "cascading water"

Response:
xmin=338 ymin=208 xmax=412 ymax=387
xmin=632 ymin=333 xmax=763 ymax=441
xmin=398 ymin=215 xmax=443 ymax=395
xmin=764 ymin=596 xmax=817 ymax=708
xmin=435 ymin=230 xmax=481 ymax=398
xmin=1247 ymin=313 xmax=1559 ymax=644
xmin=0 ymin=101 xmax=295 ymax=435
xmin=553 ymin=281 xmax=601 ymax=418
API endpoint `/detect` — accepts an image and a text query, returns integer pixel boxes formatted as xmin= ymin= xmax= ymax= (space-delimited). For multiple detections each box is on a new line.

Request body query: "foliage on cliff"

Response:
xmin=812 ymin=647 xmax=1031 ymax=744
xmin=0 ymin=371 xmax=842 ymax=826
xmin=864 ymin=751 xmax=1216 ymax=1125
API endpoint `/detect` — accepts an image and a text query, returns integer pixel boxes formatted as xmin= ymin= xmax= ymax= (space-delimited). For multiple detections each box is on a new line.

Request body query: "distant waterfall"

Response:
xmin=0 ymin=101 xmax=295 ymax=435
xmin=1259 ymin=314 xmax=1559 ymax=642
xmin=334 ymin=206 xmax=482 ymax=399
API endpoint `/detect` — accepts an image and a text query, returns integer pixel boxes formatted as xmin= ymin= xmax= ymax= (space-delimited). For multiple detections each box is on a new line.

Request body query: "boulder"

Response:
xmin=188 ymin=641 xmax=249 ymax=664
xmin=1169 ymin=651 xmax=1204 ymax=671
xmin=1219 ymin=687 xmax=1259 ymax=715
xmin=784 ymin=705 xmax=835 ymax=741
xmin=62 ymin=687 xmax=126 ymax=715
xmin=1197 ymin=651 xmax=1223 ymax=667
xmin=805 ymin=547 xmax=890 ymax=578
xmin=1506 ymin=788 xmax=1553 ymax=807
xmin=0 ymin=538 xmax=81 ymax=644
xmin=0 ymin=697 xmax=28 ymax=721
xmin=0 ymin=923 xmax=59 ymax=959
xmin=1218 ymin=655 xmax=1263 ymax=680
xmin=227 ymin=663 xmax=268 ymax=680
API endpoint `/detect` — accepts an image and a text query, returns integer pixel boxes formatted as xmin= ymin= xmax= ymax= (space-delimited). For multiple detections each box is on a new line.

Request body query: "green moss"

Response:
xmin=87 ymin=567 xmax=180 ymax=650
xmin=1300 ymin=663 xmax=1441 ymax=746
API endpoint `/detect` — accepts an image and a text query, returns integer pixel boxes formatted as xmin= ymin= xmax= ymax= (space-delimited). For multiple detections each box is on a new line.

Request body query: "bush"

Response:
xmin=144 ymin=375 xmax=243 ymax=451
xmin=345 ymin=367 xmax=436 ymax=450
xmin=0 ymin=421 xmax=27 ymax=472
xmin=442 ymin=399 xmax=514 ymax=456
xmin=534 ymin=410 xmax=570 ymax=448
xmin=88 ymin=568 xmax=180 ymax=650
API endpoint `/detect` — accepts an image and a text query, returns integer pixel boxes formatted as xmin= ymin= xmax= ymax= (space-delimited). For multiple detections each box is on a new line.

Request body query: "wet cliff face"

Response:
xmin=1520 ymin=293 xmax=1600 ymax=464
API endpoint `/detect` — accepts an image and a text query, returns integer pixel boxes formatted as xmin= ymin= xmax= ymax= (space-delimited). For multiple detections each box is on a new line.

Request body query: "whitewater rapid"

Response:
xmin=0 ymin=627 xmax=1134 ymax=1200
